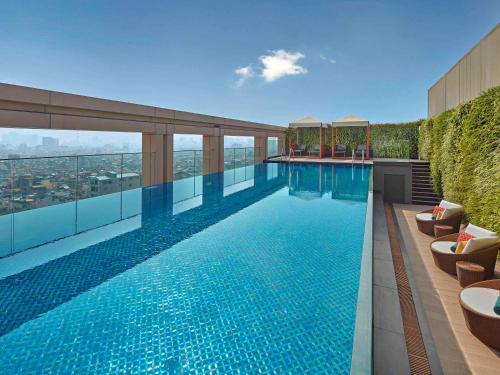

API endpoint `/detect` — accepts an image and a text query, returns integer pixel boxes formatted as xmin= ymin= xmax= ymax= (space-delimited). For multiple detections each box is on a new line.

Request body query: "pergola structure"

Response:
xmin=288 ymin=116 xmax=329 ymax=158
xmin=331 ymin=115 xmax=370 ymax=159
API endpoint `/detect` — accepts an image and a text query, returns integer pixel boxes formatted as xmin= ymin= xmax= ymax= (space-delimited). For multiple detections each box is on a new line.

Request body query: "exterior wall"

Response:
xmin=0 ymin=83 xmax=286 ymax=184
xmin=373 ymin=161 xmax=412 ymax=204
xmin=428 ymin=24 xmax=500 ymax=117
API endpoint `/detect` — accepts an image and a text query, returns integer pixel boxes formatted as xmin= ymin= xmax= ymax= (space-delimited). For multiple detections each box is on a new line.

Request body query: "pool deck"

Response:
xmin=393 ymin=204 xmax=500 ymax=374
xmin=266 ymin=156 xmax=429 ymax=165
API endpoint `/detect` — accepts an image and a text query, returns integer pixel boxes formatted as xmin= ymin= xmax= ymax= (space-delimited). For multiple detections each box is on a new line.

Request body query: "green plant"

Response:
xmin=418 ymin=118 xmax=433 ymax=160
xmin=336 ymin=127 xmax=366 ymax=150
xmin=420 ymin=85 xmax=500 ymax=233
xmin=370 ymin=121 xmax=421 ymax=159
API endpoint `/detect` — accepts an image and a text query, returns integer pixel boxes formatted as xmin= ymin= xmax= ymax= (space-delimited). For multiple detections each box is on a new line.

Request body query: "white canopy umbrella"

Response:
xmin=332 ymin=115 xmax=369 ymax=128
xmin=331 ymin=115 xmax=371 ymax=159
xmin=288 ymin=116 xmax=329 ymax=158
xmin=289 ymin=116 xmax=328 ymax=128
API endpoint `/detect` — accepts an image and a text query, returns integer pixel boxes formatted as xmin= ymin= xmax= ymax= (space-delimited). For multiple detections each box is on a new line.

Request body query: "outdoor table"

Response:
xmin=456 ymin=261 xmax=485 ymax=288
xmin=434 ymin=224 xmax=455 ymax=238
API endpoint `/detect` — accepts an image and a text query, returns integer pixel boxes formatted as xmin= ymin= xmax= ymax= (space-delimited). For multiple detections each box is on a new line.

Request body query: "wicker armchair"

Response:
xmin=416 ymin=208 xmax=463 ymax=237
xmin=459 ymin=279 xmax=500 ymax=350
xmin=430 ymin=233 xmax=500 ymax=279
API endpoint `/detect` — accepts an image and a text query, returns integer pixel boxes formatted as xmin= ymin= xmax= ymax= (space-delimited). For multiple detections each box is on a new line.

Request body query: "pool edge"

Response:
xmin=350 ymin=170 xmax=373 ymax=374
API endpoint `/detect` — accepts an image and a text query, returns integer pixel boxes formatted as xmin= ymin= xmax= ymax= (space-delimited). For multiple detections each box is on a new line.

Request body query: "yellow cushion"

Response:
xmin=455 ymin=241 xmax=467 ymax=254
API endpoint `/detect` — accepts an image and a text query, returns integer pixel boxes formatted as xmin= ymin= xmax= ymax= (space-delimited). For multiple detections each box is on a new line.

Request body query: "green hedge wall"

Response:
xmin=370 ymin=121 xmax=421 ymax=159
xmin=419 ymin=86 xmax=500 ymax=233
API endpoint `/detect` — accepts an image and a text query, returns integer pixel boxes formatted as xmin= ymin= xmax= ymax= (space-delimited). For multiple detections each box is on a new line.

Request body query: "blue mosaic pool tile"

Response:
xmin=0 ymin=164 xmax=369 ymax=374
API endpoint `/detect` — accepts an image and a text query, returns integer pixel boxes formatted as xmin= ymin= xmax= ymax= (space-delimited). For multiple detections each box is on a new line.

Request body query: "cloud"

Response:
xmin=320 ymin=54 xmax=336 ymax=64
xmin=234 ymin=65 xmax=255 ymax=87
xmin=234 ymin=49 xmax=307 ymax=86
xmin=259 ymin=50 xmax=307 ymax=82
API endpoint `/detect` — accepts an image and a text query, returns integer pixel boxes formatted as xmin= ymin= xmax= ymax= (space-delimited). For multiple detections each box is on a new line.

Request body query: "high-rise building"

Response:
xmin=42 ymin=137 xmax=59 ymax=148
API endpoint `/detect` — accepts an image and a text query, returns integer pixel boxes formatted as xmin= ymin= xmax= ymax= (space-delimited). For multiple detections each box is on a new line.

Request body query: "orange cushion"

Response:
xmin=432 ymin=206 xmax=445 ymax=215
xmin=457 ymin=231 xmax=475 ymax=242
xmin=432 ymin=206 xmax=445 ymax=220
xmin=455 ymin=231 xmax=475 ymax=254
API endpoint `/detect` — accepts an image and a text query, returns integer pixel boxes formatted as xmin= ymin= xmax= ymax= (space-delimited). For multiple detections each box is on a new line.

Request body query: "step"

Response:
xmin=412 ymin=187 xmax=437 ymax=194
xmin=412 ymin=195 xmax=441 ymax=201
xmin=411 ymin=166 xmax=430 ymax=171
xmin=412 ymin=200 xmax=440 ymax=206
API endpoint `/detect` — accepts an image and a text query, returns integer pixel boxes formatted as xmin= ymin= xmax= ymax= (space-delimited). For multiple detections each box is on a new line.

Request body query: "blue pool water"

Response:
xmin=0 ymin=163 xmax=371 ymax=374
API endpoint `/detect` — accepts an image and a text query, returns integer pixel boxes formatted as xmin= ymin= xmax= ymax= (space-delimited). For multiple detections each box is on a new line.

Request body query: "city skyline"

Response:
xmin=0 ymin=129 xmax=255 ymax=158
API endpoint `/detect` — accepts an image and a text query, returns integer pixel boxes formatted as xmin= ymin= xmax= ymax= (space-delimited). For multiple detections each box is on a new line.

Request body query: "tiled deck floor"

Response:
xmin=267 ymin=156 xmax=373 ymax=165
xmin=393 ymin=204 xmax=500 ymax=374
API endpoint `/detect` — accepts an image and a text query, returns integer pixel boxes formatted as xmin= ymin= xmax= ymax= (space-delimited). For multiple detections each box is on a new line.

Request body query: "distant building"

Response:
xmin=42 ymin=137 xmax=59 ymax=148
xmin=89 ymin=171 xmax=141 ymax=196
xmin=18 ymin=175 xmax=33 ymax=194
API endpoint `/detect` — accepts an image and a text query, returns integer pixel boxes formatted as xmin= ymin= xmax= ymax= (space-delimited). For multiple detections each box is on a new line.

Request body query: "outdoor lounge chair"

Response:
xmin=430 ymin=224 xmax=500 ymax=278
xmin=355 ymin=144 xmax=366 ymax=158
xmin=334 ymin=144 xmax=347 ymax=158
xmin=308 ymin=145 xmax=320 ymax=157
xmin=293 ymin=144 xmax=307 ymax=156
xmin=415 ymin=200 xmax=464 ymax=236
xmin=459 ymin=279 xmax=500 ymax=350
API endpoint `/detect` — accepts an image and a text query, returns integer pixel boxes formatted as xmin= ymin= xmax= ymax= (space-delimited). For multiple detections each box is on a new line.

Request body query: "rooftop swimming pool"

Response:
xmin=0 ymin=163 xmax=372 ymax=374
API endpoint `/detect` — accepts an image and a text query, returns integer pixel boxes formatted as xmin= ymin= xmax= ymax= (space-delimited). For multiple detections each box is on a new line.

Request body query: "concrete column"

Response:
xmin=203 ymin=128 xmax=224 ymax=174
xmin=165 ymin=125 xmax=174 ymax=183
xmin=254 ymin=135 xmax=267 ymax=163
xmin=277 ymin=135 xmax=285 ymax=156
xmin=142 ymin=126 xmax=173 ymax=185
xmin=142 ymin=133 xmax=164 ymax=185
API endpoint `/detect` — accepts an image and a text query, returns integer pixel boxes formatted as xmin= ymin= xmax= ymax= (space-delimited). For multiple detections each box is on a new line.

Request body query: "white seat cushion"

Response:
xmin=439 ymin=200 xmax=463 ymax=219
xmin=465 ymin=224 xmax=497 ymax=237
xmin=439 ymin=199 xmax=463 ymax=210
xmin=416 ymin=213 xmax=433 ymax=221
xmin=462 ymin=236 xmax=499 ymax=254
xmin=431 ymin=241 xmax=456 ymax=253
xmin=460 ymin=287 xmax=500 ymax=319
xmin=462 ymin=224 xmax=499 ymax=254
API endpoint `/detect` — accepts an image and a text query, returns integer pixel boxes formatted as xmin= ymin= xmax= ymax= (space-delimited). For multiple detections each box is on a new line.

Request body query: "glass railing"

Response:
xmin=172 ymin=150 xmax=204 ymax=212
xmin=267 ymin=137 xmax=279 ymax=158
xmin=223 ymin=147 xmax=260 ymax=187
xmin=0 ymin=152 xmax=149 ymax=257
xmin=173 ymin=150 xmax=204 ymax=180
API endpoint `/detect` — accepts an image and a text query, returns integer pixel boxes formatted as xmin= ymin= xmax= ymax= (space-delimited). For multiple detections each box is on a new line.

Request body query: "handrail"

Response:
xmin=0 ymin=152 xmax=142 ymax=162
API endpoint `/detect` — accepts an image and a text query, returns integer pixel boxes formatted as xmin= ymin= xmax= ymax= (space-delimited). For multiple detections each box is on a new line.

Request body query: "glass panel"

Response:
xmin=245 ymin=147 xmax=255 ymax=179
xmin=234 ymin=148 xmax=246 ymax=184
xmin=194 ymin=150 xmax=203 ymax=176
xmin=172 ymin=150 xmax=203 ymax=214
xmin=223 ymin=148 xmax=235 ymax=171
xmin=12 ymin=157 xmax=77 ymax=252
xmin=174 ymin=150 xmax=196 ymax=180
xmin=267 ymin=137 xmax=278 ymax=157
xmin=13 ymin=201 xmax=77 ymax=252
xmin=267 ymin=163 xmax=279 ymax=180
xmin=0 ymin=159 xmax=13 ymax=256
xmin=76 ymin=154 xmax=122 ymax=232
xmin=121 ymin=153 xmax=142 ymax=218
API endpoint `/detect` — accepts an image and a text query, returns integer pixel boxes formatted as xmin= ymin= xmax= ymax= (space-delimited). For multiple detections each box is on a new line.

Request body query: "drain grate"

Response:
xmin=384 ymin=203 xmax=432 ymax=375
